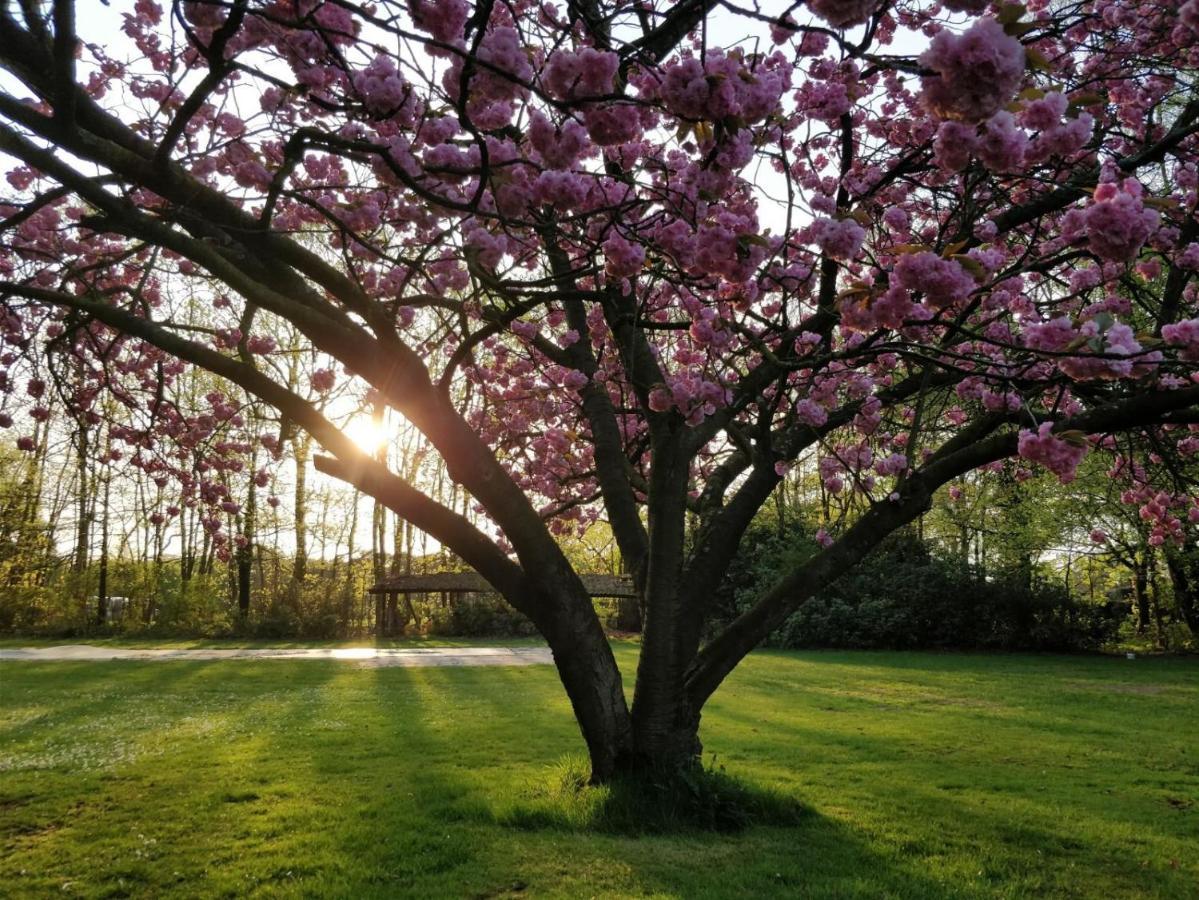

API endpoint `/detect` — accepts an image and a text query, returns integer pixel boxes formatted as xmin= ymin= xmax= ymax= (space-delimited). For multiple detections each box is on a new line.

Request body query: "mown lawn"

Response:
xmin=0 ymin=635 xmax=545 ymax=649
xmin=1 ymin=647 xmax=1196 ymax=898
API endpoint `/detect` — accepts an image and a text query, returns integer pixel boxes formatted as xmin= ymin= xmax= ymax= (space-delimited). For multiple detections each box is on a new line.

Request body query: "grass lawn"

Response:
xmin=1 ymin=648 xmax=1196 ymax=899
xmin=0 ymin=635 xmax=546 ymax=650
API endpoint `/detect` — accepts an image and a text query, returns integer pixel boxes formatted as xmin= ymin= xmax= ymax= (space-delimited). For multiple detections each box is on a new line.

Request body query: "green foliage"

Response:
xmin=2 ymin=648 xmax=1197 ymax=897
xmin=420 ymin=594 xmax=538 ymax=638
xmin=714 ymin=522 xmax=1128 ymax=652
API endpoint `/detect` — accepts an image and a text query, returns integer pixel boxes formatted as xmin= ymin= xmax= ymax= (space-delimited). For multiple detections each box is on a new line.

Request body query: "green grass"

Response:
xmin=1 ymin=648 xmax=1196 ymax=898
xmin=0 ymin=634 xmax=546 ymax=649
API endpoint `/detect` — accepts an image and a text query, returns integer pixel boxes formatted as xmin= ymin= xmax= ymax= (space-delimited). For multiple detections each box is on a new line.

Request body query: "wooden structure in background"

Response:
xmin=366 ymin=571 xmax=636 ymax=635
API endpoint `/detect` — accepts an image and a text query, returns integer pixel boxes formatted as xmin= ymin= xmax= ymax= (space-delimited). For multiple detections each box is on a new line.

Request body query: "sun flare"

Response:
xmin=345 ymin=416 xmax=389 ymax=455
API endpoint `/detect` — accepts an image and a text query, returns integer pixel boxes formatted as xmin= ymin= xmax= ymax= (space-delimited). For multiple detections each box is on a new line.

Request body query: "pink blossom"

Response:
xmin=933 ymin=121 xmax=978 ymax=171
xmin=874 ymin=453 xmax=908 ymax=477
xmin=1081 ymin=181 xmax=1159 ymax=263
xmin=1162 ymin=318 xmax=1199 ymax=361
xmin=542 ymin=49 xmax=619 ymax=100
xmin=1090 ymin=529 xmax=1107 ymax=543
xmin=808 ymin=0 xmax=879 ymax=28
xmin=975 ymin=111 xmax=1027 ymax=171
xmin=562 ymin=369 xmax=589 ymax=391
xmin=1021 ymin=92 xmax=1069 ymax=131
xmin=893 ymin=252 xmax=975 ymax=308
xmin=648 ymin=386 xmax=673 ymax=413
xmin=1017 ymin=422 xmax=1088 ymax=483
xmin=410 ymin=0 xmax=469 ymax=43
xmin=920 ymin=18 xmax=1025 ymax=123
xmin=1182 ymin=0 xmax=1199 ymax=31
xmin=1175 ymin=242 xmax=1199 ymax=270
xmin=811 ymin=217 xmax=866 ymax=261
xmin=310 ymin=368 xmax=336 ymax=393
xmin=796 ymin=398 xmax=829 ymax=427
xmin=528 ymin=112 xmax=590 ymax=170
xmin=603 ymin=232 xmax=645 ymax=279
xmin=246 ymin=335 xmax=276 ymax=354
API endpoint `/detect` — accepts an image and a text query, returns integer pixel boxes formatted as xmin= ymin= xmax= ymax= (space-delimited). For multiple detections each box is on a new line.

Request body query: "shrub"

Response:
xmin=711 ymin=523 xmax=1128 ymax=652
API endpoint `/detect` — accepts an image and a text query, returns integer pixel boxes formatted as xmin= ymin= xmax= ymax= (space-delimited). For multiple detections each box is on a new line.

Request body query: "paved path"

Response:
xmin=0 ymin=644 xmax=553 ymax=668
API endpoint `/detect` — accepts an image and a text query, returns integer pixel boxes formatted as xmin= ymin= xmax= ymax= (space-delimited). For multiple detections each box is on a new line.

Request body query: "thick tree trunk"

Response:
xmin=513 ymin=573 xmax=635 ymax=782
xmin=628 ymin=436 xmax=702 ymax=770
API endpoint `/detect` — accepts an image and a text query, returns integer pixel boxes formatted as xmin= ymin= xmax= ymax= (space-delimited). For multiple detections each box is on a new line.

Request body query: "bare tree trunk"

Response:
xmin=237 ymin=461 xmax=256 ymax=622
xmin=1134 ymin=561 xmax=1151 ymax=635
xmin=1165 ymin=543 xmax=1199 ymax=635
xmin=73 ymin=425 xmax=90 ymax=576
xmin=95 ymin=448 xmax=111 ymax=626
xmin=290 ymin=432 xmax=311 ymax=599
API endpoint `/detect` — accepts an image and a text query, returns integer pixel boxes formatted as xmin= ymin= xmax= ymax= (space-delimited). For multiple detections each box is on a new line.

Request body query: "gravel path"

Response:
xmin=0 ymin=644 xmax=553 ymax=668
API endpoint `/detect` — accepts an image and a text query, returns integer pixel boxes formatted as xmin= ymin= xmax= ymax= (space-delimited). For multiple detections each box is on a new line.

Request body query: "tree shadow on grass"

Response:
xmin=338 ymin=664 xmax=980 ymax=899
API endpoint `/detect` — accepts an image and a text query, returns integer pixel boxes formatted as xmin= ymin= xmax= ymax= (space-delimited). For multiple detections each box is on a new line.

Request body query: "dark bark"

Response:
xmin=1133 ymin=564 xmax=1150 ymax=635
xmin=629 ymin=429 xmax=701 ymax=768
xmin=1165 ymin=544 xmax=1199 ymax=634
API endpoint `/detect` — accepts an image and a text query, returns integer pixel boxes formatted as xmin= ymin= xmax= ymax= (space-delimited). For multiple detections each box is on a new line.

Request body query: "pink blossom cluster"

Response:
xmin=646 ymin=375 xmax=731 ymax=425
xmin=892 ymin=252 xmax=976 ymax=309
xmin=1078 ymin=180 xmax=1159 ymax=263
xmin=1017 ymin=423 xmax=1088 ymax=483
xmin=603 ymin=233 xmax=646 ymax=279
xmin=310 ymin=368 xmax=336 ymax=393
xmin=353 ymin=55 xmax=418 ymax=122
xmin=1057 ymin=320 xmax=1144 ymax=381
xmin=920 ymin=18 xmax=1025 ymax=123
xmin=542 ymin=49 xmax=619 ymax=100
xmin=647 ymin=50 xmax=789 ymax=125
xmin=528 ymin=112 xmax=591 ymax=170
xmin=796 ymin=397 xmax=829 ymax=427
xmin=410 ymin=0 xmax=470 ymax=43
xmin=810 ymin=217 xmax=866 ymax=261
xmin=807 ymin=0 xmax=880 ymax=28
xmin=874 ymin=453 xmax=908 ymax=477
xmin=1162 ymin=318 xmax=1199 ymax=361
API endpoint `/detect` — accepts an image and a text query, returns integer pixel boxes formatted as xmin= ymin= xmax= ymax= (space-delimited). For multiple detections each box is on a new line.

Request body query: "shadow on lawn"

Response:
xmin=329 ymin=664 xmax=972 ymax=899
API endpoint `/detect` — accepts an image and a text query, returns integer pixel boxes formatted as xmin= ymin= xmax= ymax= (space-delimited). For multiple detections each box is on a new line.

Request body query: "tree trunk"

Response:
xmin=290 ymin=432 xmax=310 ymax=598
xmin=1165 ymin=544 xmax=1199 ymax=635
xmin=1134 ymin=564 xmax=1151 ymax=635
xmin=237 ymin=461 xmax=257 ymax=621
xmin=535 ymin=580 xmax=636 ymax=782
xmin=628 ymin=437 xmax=702 ymax=771
xmin=73 ymin=425 xmax=90 ymax=576
xmin=95 ymin=450 xmax=111 ymax=626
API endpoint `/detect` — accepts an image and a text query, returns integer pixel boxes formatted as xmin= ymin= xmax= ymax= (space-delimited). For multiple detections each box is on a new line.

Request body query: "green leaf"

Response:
xmin=997 ymin=3 xmax=1027 ymax=26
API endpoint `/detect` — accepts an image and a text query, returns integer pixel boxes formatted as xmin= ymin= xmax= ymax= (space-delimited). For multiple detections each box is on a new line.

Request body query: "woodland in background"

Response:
xmin=3 ymin=409 xmax=1194 ymax=650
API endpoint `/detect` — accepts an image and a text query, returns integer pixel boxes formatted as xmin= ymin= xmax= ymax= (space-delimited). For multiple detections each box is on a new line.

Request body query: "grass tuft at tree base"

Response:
xmin=497 ymin=754 xmax=807 ymax=834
